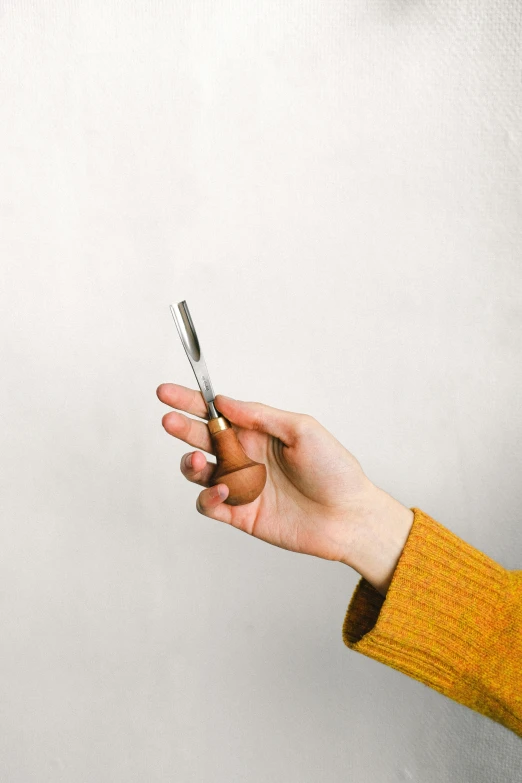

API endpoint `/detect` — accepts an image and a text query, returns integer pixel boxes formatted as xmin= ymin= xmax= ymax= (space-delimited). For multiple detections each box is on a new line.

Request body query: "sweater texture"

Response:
xmin=342 ymin=507 xmax=522 ymax=738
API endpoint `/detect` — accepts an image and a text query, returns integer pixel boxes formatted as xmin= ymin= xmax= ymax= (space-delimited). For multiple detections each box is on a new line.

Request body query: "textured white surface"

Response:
xmin=1 ymin=1 xmax=522 ymax=780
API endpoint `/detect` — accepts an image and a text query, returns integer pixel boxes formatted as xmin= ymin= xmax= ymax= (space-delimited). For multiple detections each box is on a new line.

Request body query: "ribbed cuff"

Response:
xmin=342 ymin=507 xmax=509 ymax=704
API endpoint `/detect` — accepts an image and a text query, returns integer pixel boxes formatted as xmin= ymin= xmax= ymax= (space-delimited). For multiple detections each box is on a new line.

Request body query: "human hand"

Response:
xmin=157 ymin=384 xmax=413 ymax=595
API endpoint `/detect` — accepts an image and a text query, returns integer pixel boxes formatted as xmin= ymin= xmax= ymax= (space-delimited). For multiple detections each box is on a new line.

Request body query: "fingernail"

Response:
xmin=219 ymin=395 xmax=236 ymax=402
xmin=213 ymin=484 xmax=227 ymax=500
xmin=186 ymin=453 xmax=193 ymax=468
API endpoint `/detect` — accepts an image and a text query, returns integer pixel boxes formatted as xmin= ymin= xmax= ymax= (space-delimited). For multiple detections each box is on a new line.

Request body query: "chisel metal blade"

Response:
xmin=169 ymin=301 xmax=219 ymax=418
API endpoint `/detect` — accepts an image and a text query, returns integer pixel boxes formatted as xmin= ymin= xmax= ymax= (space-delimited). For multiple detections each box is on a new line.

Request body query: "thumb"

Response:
xmin=214 ymin=394 xmax=302 ymax=445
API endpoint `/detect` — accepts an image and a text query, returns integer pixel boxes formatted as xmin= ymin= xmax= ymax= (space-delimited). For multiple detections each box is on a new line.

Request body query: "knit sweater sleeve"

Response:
xmin=342 ymin=507 xmax=522 ymax=738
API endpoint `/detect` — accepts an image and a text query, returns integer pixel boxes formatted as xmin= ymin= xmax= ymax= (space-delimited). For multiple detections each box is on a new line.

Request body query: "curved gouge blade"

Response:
xmin=169 ymin=301 xmax=218 ymax=418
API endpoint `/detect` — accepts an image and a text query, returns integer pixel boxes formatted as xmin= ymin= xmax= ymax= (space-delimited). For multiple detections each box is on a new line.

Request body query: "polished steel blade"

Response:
xmin=169 ymin=301 xmax=218 ymax=418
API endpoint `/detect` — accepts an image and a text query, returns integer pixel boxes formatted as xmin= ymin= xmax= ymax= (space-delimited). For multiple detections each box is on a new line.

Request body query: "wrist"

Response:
xmin=342 ymin=483 xmax=414 ymax=597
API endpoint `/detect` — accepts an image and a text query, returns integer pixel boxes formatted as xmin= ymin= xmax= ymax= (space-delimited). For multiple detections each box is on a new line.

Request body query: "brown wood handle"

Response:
xmin=208 ymin=417 xmax=266 ymax=506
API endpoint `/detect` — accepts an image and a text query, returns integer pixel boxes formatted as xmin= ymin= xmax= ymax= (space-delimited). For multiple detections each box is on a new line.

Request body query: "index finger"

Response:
xmin=156 ymin=383 xmax=208 ymax=419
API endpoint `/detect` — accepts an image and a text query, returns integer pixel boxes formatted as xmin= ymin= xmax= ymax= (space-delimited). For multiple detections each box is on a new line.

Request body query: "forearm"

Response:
xmin=343 ymin=484 xmax=414 ymax=596
xmin=341 ymin=506 xmax=522 ymax=738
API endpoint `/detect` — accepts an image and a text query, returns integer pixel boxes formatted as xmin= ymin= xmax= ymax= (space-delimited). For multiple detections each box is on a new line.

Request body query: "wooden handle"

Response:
xmin=208 ymin=417 xmax=266 ymax=506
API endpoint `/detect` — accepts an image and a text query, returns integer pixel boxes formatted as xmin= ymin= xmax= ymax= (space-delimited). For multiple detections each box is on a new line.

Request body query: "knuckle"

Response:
xmin=249 ymin=403 xmax=265 ymax=432
xmin=295 ymin=413 xmax=316 ymax=435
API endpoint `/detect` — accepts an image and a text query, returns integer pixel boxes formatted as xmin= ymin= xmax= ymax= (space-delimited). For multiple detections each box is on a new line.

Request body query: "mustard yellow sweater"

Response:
xmin=342 ymin=507 xmax=522 ymax=738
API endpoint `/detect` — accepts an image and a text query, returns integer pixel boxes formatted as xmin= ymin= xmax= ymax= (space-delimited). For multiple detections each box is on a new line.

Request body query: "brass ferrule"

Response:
xmin=207 ymin=416 xmax=230 ymax=435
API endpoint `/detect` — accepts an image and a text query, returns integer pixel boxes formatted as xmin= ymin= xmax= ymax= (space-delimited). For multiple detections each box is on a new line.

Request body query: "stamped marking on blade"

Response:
xmin=202 ymin=375 xmax=211 ymax=392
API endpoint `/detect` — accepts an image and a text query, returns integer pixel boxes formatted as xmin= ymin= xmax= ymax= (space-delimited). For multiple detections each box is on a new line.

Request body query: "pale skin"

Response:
xmin=157 ymin=384 xmax=414 ymax=597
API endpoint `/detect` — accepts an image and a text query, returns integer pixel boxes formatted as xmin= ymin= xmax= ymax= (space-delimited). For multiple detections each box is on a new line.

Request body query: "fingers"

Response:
xmin=157 ymin=383 xmax=208 ymax=419
xmin=214 ymin=394 xmax=304 ymax=446
xmin=180 ymin=451 xmax=216 ymax=487
xmin=195 ymin=484 xmax=232 ymax=525
xmin=162 ymin=410 xmax=214 ymax=453
xmin=158 ymin=383 xmax=310 ymax=448
xmin=181 ymin=450 xmax=233 ymax=523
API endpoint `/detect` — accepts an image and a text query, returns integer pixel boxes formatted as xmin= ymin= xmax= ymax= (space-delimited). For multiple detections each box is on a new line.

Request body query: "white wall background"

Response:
xmin=1 ymin=1 xmax=521 ymax=780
